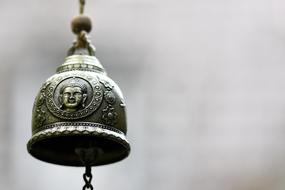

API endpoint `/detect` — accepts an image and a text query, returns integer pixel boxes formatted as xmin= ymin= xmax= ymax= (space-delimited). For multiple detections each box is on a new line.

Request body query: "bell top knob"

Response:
xmin=71 ymin=0 xmax=91 ymax=34
xmin=71 ymin=15 xmax=92 ymax=34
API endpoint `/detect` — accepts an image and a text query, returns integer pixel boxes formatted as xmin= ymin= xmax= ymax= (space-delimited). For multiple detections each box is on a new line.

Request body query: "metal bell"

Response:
xmin=27 ymin=12 xmax=130 ymax=167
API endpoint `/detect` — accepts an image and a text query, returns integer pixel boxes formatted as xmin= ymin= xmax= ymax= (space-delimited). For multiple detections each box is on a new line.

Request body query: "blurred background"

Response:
xmin=1 ymin=0 xmax=285 ymax=189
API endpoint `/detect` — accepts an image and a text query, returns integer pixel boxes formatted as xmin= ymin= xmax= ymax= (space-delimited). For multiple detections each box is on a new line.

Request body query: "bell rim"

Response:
xmin=27 ymin=122 xmax=130 ymax=166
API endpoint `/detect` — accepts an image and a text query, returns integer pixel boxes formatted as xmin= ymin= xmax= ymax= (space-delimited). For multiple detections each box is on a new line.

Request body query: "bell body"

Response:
xmin=27 ymin=55 xmax=130 ymax=166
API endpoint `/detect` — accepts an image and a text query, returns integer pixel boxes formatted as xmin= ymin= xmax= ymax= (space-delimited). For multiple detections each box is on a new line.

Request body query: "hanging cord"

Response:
xmin=67 ymin=31 xmax=96 ymax=56
xmin=83 ymin=165 xmax=94 ymax=190
xmin=80 ymin=0 xmax=86 ymax=14
xmin=68 ymin=0 xmax=96 ymax=56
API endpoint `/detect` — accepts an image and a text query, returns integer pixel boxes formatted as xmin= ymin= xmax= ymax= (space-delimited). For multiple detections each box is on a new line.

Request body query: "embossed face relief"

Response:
xmin=61 ymin=86 xmax=87 ymax=112
xmin=46 ymin=75 xmax=103 ymax=119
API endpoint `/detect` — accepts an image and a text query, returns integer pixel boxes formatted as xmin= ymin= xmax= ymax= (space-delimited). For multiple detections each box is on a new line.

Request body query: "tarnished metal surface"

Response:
xmin=27 ymin=10 xmax=130 ymax=167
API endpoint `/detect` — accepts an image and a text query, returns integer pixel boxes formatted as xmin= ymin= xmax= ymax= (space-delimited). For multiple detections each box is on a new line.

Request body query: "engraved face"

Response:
xmin=62 ymin=86 xmax=85 ymax=110
xmin=46 ymin=76 xmax=103 ymax=119
xmin=59 ymin=82 xmax=87 ymax=112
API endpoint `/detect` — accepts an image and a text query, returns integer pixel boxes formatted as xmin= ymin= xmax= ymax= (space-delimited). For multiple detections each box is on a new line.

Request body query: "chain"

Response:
xmin=82 ymin=166 xmax=94 ymax=190
xmin=80 ymin=0 xmax=86 ymax=14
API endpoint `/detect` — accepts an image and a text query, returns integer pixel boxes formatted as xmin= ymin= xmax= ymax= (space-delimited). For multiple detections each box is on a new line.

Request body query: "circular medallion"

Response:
xmin=46 ymin=75 xmax=103 ymax=119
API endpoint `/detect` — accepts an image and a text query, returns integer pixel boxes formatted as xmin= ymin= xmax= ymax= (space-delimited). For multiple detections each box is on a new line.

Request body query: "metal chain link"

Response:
xmin=82 ymin=166 xmax=94 ymax=190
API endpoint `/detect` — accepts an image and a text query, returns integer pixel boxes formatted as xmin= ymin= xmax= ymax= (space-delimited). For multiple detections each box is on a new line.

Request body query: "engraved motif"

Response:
xmin=99 ymin=78 xmax=113 ymax=90
xmin=102 ymin=105 xmax=118 ymax=126
xmin=34 ymin=122 xmax=124 ymax=135
xmin=46 ymin=75 xmax=103 ymax=119
xmin=34 ymin=82 xmax=51 ymax=127
xmin=104 ymin=91 xmax=116 ymax=104
xmin=59 ymin=79 xmax=87 ymax=112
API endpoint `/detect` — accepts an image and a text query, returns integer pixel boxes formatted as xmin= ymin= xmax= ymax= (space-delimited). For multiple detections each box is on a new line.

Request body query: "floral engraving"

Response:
xmin=102 ymin=105 xmax=118 ymax=126
xmin=35 ymin=82 xmax=50 ymax=127
xmin=104 ymin=91 xmax=116 ymax=105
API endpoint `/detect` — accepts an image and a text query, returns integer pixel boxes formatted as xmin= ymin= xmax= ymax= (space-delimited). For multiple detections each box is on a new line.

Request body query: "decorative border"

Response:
xmin=28 ymin=122 xmax=129 ymax=150
xmin=56 ymin=64 xmax=104 ymax=73
xmin=33 ymin=122 xmax=124 ymax=135
xmin=46 ymin=74 xmax=103 ymax=119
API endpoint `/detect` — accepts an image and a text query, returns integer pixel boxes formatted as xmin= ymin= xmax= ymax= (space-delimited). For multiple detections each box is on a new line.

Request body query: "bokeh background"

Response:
xmin=1 ymin=0 xmax=285 ymax=189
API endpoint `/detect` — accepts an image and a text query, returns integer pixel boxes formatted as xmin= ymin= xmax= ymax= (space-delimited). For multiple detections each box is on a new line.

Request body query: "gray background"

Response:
xmin=1 ymin=0 xmax=285 ymax=189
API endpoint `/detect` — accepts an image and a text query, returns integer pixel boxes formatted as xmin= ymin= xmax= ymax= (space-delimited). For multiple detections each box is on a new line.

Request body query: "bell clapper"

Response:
xmin=75 ymin=147 xmax=102 ymax=165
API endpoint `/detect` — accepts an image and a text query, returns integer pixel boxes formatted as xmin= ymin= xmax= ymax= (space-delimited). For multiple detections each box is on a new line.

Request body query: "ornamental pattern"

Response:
xmin=46 ymin=73 xmax=103 ymax=119
xmin=102 ymin=105 xmax=118 ymax=126
xmin=34 ymin=82 xmax=51 ymax=128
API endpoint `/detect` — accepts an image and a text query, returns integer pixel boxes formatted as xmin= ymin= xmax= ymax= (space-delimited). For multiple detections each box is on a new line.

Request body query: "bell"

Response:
xmin=27 ymin=2 xmax=130 ymax=168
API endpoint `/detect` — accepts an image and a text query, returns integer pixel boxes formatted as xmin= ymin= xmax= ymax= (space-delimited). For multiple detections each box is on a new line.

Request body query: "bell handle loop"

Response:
xmin=67 ymin=31 xmax=96 ymax=56
xmin=79 ymin=31 xmax=96 ymax=56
